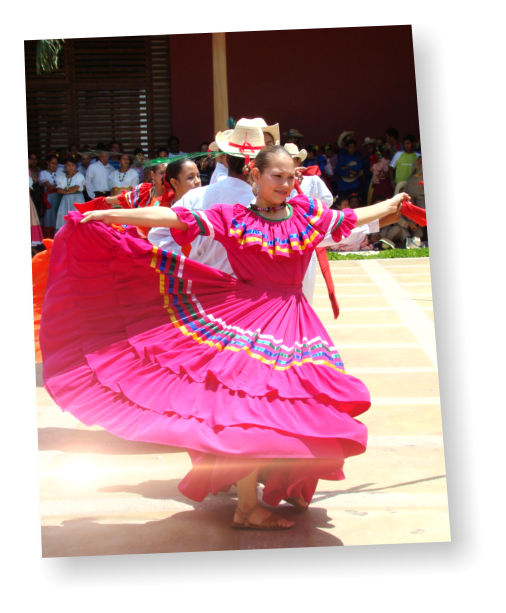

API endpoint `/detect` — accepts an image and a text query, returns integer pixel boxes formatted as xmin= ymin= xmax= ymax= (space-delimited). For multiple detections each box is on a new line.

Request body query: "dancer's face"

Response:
xmin=170 ymin=161 xmax=201 ymax=197
xmin=47 ymin=158 xmax=58 ymax=172
xmin=151 ymin=164 xmax=167 ymax=188
xmin=253 ymin=154 xmax=295 ymax=206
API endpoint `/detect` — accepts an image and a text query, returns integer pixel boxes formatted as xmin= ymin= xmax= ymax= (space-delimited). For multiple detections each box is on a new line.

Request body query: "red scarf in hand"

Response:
xmin=299 ymin=166 xmax=321 ymax=177
xmin=401 ymin=201 xmax=427 ymax=227
xmin=74 ymin=196 xmax=110 ymax=214
xmin=294 ymin=180 xmax=339 ymax=319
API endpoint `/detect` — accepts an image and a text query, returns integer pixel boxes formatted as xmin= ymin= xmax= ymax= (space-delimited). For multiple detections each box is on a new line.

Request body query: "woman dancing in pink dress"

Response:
xmin=41 ymin=145 xmax=407 ymax=531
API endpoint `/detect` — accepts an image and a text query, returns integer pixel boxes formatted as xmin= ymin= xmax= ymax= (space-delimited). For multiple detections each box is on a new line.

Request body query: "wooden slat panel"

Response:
xmin=25 ymin=36 xmax=171 ymax=162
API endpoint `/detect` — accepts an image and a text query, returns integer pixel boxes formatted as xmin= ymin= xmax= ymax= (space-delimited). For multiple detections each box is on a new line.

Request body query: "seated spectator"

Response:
xmin=156 ymin=147 xmax=169 ymax=158
xmin=108 ymin=141 xmax=123 ymax=170
xmin=335 ymin=139 xmax=363 ymax=200
xmin=85 ymin=150 xmax=114 ymax=199
xmin=348 ymin=193 xmax=362 ymax=209
xmin=55 ymin=154 xmax=85 ymax=231
xmin=376 ymin=192 xmax=422 ymax=246
xmin=384 ymin=128 xmax=402 ymax=155
xmin=389 ymin=134 xmax=421 ymax=189
xmin=109 ymin=153 xmax=140 ymax=195
xmin=405 ymin=157 xmax=424 ymax=209
xmin=168 ymin=136 xmax=185 ymax=157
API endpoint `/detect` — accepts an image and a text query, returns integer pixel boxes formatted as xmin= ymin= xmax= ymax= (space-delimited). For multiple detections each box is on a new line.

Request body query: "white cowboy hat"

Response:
xmin=215 ymin=119 xmax=265 ymax=159
xmin=253 ymin=118 xmax=280 ymax=146
xmin=208 ymin=141 xmax=220 ymax=152
xmin=362 ymin=137 xmax=377 ymax=147
xmin=284 ymin=143 xmax=307 ymax=163
xmin=282 ymin=128 xmax=304 ymax=138
xmin=338 ymin=130 xmax=354 ymax=148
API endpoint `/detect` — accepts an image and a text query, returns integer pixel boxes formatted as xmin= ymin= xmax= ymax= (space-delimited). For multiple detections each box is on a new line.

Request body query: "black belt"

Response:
xmin=94 ymin=191 xmax=109 ymax=197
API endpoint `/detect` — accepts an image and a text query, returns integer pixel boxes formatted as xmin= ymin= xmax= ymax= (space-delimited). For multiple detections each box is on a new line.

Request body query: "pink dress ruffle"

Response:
xmin=40 ymin=195 xmax=370 ymax=506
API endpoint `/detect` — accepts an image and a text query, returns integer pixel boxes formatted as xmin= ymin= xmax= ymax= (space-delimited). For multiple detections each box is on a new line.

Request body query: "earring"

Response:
xmin=252 ymin=182 xmax=259 ymax=196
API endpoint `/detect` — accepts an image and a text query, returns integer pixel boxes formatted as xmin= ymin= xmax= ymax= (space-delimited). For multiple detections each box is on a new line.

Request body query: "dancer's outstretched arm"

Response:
xmin=354 ymin=192 xmax=410 ymax=226
xmin=80 ymin=206 xmax=189 ymax=231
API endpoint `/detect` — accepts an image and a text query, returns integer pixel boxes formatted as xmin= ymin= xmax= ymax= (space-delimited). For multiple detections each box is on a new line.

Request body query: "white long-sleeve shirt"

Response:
xmin=209 ymin=162 xmax=228 ymax=185
xmin=85 ymin=162 xmax=114 ymax=198
xmin=149 ymin=177 xmax=254 ymax=275
xmin=289 ymin=175 xmax=333 ymax=207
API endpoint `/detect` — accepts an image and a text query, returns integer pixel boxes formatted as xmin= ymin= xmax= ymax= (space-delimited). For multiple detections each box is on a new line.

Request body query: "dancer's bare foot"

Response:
xmin=285 ymin=495 xmax=309 ymax=509
xmin=232 ymin=501 xmax=294 ymax=530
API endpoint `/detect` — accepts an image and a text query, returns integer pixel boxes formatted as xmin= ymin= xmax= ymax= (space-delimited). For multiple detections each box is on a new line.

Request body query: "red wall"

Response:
xmin=170 ymin=26 xmax=419 ymax=151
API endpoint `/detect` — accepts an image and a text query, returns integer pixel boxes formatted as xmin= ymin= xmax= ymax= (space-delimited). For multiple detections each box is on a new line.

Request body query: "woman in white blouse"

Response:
xmin=39 ymin=154 xmax=62 ymax=238
xmin=109 ymin=153 xmax=140 ymax=196
xmin=55 ymin=155 xmax=85 ymax=231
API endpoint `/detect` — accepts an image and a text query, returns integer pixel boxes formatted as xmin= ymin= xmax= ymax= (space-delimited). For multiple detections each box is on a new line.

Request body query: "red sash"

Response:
xmin=294 ymin=180 xmax=339 ymax=319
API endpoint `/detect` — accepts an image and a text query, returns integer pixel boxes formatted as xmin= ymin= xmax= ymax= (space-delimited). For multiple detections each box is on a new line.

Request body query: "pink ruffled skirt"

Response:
xmin=40 ymin=213 xmax=371 ymax=505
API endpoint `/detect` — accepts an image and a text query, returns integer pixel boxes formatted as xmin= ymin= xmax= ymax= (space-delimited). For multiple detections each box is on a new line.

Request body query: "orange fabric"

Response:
xmin=33 ymin=239 xmax=53 ymax=362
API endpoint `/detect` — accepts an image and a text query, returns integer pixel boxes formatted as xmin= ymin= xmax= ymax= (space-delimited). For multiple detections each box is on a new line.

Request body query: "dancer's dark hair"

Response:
xmin=164 ymin=158 xmax=197 ymax=188
xmin=254 ymin=145 xmax=293 ymax=174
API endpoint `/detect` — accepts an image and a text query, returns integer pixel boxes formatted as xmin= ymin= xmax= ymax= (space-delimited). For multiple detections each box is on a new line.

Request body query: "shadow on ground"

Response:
xmin=42 ymin=481 xmax=343 ymax=557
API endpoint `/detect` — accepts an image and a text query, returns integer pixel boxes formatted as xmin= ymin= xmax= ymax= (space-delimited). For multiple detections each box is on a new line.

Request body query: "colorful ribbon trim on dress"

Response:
xmin=227 ymin=197 xmax=326 ymax=255
xmin=149 ymin=246 xmax=346 ymax=373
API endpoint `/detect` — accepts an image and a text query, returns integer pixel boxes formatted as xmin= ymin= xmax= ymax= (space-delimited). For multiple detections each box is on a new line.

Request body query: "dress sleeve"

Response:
xmin=169 ymin=204 xmax=229 ymax=247
xmin=329 ymin=208 xmax=357 ymax=242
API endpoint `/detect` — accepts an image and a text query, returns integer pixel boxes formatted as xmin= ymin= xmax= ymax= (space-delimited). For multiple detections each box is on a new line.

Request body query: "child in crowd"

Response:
xmin=55 ymin=154 xmax=85 ymax=231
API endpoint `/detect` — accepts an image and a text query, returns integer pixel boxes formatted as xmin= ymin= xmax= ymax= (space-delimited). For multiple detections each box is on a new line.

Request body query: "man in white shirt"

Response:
xmin=85 ymin=152 xmax=114 ymax=199
xmin=149 ymin=156 xmax=254 ymax=276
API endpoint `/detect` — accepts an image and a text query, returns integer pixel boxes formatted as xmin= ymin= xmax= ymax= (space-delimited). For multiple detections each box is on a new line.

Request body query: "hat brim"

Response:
xmin=215 ymin=129 xmax=262 ymax=158
xmin=293 ymin=149 xmax=308 ymax=163
xmin=283 ymin=131 xmax=304 ymax=138
xmin=261 ymin=123 xmax=280 ymax=146
xmin=337 ymin=131 xmax=354 ymax=148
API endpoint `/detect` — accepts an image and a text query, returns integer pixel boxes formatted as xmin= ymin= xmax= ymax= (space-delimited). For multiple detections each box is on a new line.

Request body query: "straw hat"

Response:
xmin=284 ymin=143 xmax=307 ymax=163
xmin=338 ymin=130 xmax=354 ymax=148
xmin=341 ymin=159 xmax=363 ymax=183
xmin=208 ymin=141 xmax=220 ymax=152
xmin=283 ymin=128 xmax=304 ymax=138
xmin=253 ymin=118 xmax=280 ymax=146
xmin=362 ymin=137 xmax=377 ymax=147
xmin=215 ymin=119 xmax=266 ymax=161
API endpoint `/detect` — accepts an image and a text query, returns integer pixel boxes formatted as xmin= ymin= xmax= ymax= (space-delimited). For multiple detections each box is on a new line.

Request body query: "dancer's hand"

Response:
xmin=294 ymin=167 xmax=304 ymax=183
xmin=389 ymin=192 xmax=411 ymax=215
xmin=80 ymin=210 xmax=111 ymax=224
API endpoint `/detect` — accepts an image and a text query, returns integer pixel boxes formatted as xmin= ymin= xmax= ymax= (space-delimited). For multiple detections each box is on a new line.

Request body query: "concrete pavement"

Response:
xmin=36 ymin=256 xmax=450 ymax=556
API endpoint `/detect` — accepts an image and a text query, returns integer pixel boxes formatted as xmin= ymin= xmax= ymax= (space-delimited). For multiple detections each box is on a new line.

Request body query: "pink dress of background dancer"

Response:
xmin=40 ymin=194 xmax=371 ymax=506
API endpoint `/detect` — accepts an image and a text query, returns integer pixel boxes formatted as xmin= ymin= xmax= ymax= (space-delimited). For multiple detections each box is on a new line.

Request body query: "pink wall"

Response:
xmin=170 ymin=26 xmax=419 ymax=151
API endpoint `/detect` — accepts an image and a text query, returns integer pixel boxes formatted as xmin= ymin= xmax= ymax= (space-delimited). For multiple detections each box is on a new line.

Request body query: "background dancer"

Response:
xmin=41 ymin=145 xmax=409 ymax=531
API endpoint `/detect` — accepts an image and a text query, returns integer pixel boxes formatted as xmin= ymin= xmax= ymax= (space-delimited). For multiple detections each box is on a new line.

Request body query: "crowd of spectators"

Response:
xmin=29 ymin=125 xmax=425 ymax=253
